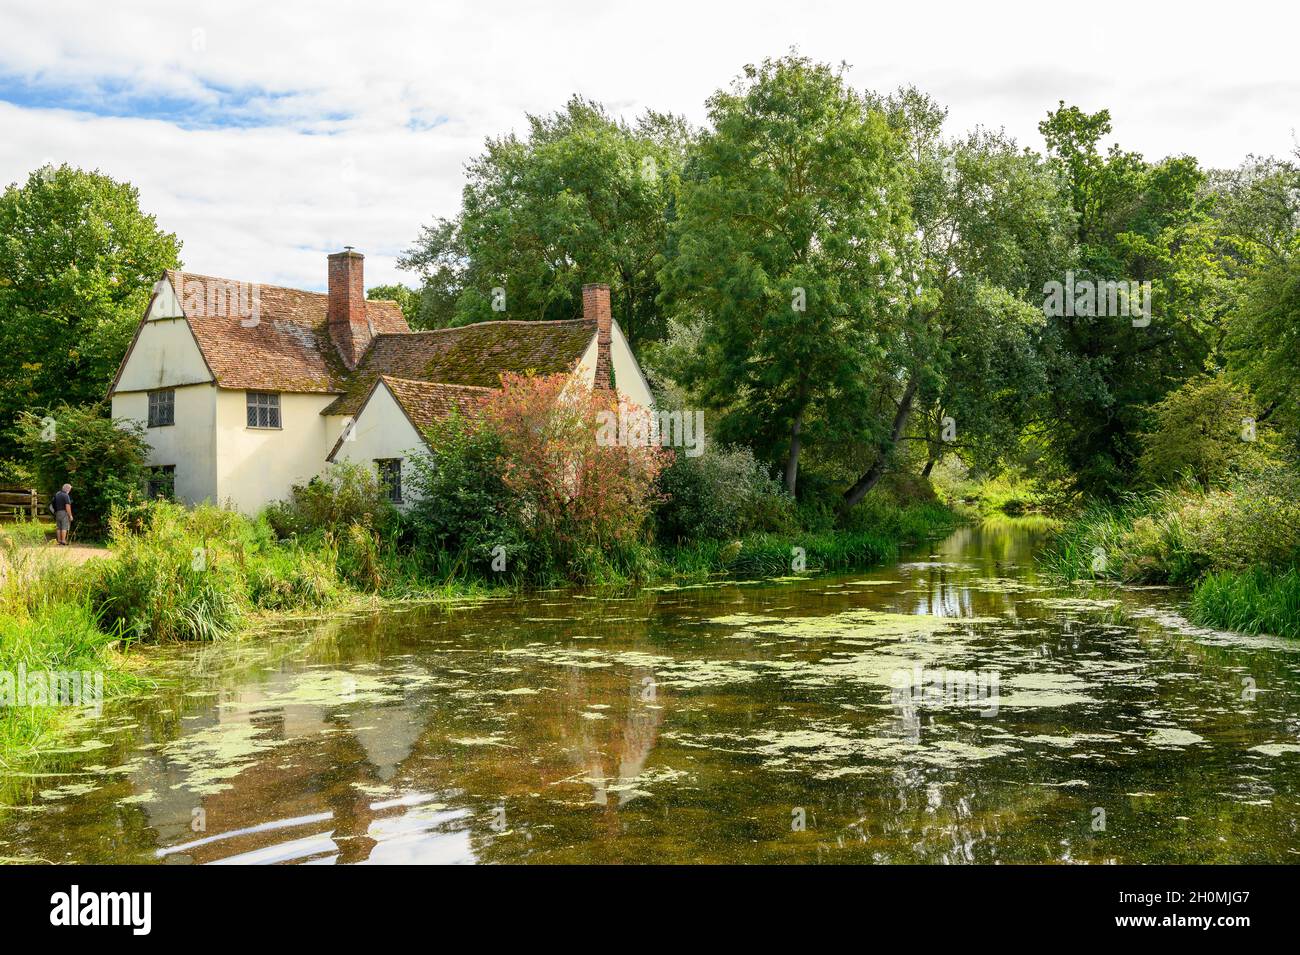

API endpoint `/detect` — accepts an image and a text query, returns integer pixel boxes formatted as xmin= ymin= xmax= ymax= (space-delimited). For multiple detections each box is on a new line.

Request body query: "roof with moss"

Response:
xmin=320 ymin=319 xmax=597 ymax=417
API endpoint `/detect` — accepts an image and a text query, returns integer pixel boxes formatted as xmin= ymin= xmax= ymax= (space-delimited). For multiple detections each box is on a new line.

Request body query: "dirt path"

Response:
xmin=38 ymin=541 xmax=111 ymax=565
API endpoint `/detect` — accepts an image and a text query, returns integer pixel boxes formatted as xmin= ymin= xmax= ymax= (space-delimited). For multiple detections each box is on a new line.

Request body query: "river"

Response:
xmin=2 ymin=517 xmax=1298 ymax=863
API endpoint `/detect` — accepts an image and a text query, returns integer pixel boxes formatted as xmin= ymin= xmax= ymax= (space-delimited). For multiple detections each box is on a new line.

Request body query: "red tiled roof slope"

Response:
xmin=380 ymin=376 xmax=492 ymax=431
xmin=167 ymin=270 xmax=409 ymax=393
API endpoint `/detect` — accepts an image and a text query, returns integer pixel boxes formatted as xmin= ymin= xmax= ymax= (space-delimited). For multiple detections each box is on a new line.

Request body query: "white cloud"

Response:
xmin=1 ymin=0 xmax=1295 ymax=291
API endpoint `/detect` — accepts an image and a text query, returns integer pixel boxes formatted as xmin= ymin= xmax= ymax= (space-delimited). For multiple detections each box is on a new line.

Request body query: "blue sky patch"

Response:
xmin=0 ymin=73 xmax=337 ymax=130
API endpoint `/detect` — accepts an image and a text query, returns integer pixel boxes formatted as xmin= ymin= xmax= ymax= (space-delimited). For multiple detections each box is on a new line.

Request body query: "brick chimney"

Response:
xmin=582 ymin=283 xmax=613 ymax=391
xmin=328 ymin=249 xmax=372 ymax=369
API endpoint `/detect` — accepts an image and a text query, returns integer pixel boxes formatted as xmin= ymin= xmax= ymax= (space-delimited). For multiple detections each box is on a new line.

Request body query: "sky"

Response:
xmin=1 ymin=0 xmax=1296 ymax=292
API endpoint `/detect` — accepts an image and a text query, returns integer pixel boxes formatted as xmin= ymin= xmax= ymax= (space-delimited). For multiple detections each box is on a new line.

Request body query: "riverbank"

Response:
xmin=1038 ymin=472 xmax=1300 ymax=638
xmin=0 ymin=496 xmax=960 ymax=767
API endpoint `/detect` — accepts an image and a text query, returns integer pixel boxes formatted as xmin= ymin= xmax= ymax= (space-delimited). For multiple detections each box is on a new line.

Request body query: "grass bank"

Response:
xmin=659 ymin=500 xmax=959 ymax=579
xmin=1190 ymin=568 xmax=1300 ymax=639
xmin=0 ymin=531 xmax=133 ymax=764
xmin=1038 ymin=471 xmax=1300 ymax=637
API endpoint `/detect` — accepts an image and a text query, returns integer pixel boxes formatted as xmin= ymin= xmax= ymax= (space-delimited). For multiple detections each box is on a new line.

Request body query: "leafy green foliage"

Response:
xmin=1137 ymin=375 xmax=1277 ymax=488
xmin=366 ymin=283 xmax=421 ymax=326
xmin=653 ymin=444 xmax=793 ymax=543
xmin=1041 ymin=469 xmax=1300 ymax=584
xmin=399 ymin=97 xmax=689 ymax=343
xmin=876 ymin=89 xmax=1070 ymax=487
xmin=0 ymin=164 xmax=181 ymax=457
xmin=1034 ymin=103 xmax=1239 ymax=498
xmin=263 ymin=462 xmax=397 ymax=539
xmin=405 ymin=411 xmax=526 ymax=576
xmin=660 ymin=55 xmax=912 ymax=495
xmin=1227 ymin=254 xmax=1300 ymax=452
xmin=15 ymin=403 xmax=149 ymax=533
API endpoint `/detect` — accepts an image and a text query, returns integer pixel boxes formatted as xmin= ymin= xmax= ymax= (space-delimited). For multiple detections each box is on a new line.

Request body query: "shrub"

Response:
xmin=1137 ymin=375 xmax=1278 ymax=490
xmin=478 ymin=373 xmax=668 ymax=581
xmin=405 ymin=410 xmax=528 ymax=576
xmin=15 ymin=403 xmax=149 ymax=534
xmin=245 ymin=544 xmax=340 ymax=610
xmin=1040 ymin=468 xmax=1300 ymax=583
xmin=654 ymin=444 xmax=793 ymax=543
xmin=263 ymin=462 xmax=396 ymax=539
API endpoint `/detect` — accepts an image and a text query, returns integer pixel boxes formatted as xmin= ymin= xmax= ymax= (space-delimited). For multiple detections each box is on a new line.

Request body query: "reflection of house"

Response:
xmin=562 ymin=668 xmax=665 ymax=809
xmin=109 ymin=252 xmax=654 ymax=513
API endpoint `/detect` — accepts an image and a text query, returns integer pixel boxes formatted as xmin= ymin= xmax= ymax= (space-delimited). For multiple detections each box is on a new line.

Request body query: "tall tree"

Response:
xmin=1214 ymin=155 xmax=1300 ymax=449
xmin=0 ymin=164 xmax=181 ymax=457
xmin=842 ymin=88 xmax=1072 ymax=504
xmin=659 ymin=54 xmax=912 ymax=495
xmin=399 ymin=97 xmax=689 ymax=343
xmin=1035 ymin=103 xmax=1217 ymax=497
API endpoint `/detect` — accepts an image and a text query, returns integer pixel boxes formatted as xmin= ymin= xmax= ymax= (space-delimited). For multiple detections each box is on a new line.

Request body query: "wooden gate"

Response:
xmin=0 ymin=487 xmax=49 ymax=522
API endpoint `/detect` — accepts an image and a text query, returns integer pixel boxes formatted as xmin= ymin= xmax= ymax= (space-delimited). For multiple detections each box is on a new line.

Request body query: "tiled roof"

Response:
xmin=380 ymin=376 xmax=491 ymax=431
xmin=165 ymin=270 xmax=409 ymax=393
xmin=321 ymin=319 xmax=596 ymax=417
xmin=326 ymin=376 xmax=492 ymax=461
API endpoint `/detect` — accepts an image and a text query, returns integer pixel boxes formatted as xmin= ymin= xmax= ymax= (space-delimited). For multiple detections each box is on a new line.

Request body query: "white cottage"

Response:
xmin=109 ymin=251 xmax=653 ymax=513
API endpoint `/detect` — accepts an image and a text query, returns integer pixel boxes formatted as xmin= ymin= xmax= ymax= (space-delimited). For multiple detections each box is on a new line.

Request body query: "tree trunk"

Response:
xmin=921 ymin=457 xmax=935 ymax=478
xmin=782 ymin=405 xmax=804 ymax=495
xmin=844 ymin=375 xmax=919 ymax=507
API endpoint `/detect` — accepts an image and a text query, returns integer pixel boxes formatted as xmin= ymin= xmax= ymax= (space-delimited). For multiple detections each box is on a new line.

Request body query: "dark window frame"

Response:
xmin=246 ymin=391 xmax=282 ymax=429
xmin=147 ymin=389 xmax=175 ymax=428
xmin=376 ymin=458 xmax=402 ymax=504
xmin=147 ymin=464 xmax=176 ymax=500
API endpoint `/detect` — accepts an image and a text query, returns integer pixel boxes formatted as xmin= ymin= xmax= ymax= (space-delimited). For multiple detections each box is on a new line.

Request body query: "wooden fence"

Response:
xmin=0 ymin=487 xmax=49 ymax=522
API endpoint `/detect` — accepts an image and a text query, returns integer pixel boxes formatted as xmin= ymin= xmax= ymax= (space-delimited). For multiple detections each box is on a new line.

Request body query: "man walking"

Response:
xmin=52 ymin=483 xmax=73 ymax=545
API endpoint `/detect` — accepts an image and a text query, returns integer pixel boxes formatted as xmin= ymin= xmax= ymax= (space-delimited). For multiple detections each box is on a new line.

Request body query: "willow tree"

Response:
xmin=842 ymin=88 xmax=1072 ymax=505
xmin=659 ymin=54 xmax=912 ymax=495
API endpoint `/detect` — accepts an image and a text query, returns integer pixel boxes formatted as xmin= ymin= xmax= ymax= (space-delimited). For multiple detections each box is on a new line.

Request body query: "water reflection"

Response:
xmin=2 ymin=518 xmax=1299 ymax=864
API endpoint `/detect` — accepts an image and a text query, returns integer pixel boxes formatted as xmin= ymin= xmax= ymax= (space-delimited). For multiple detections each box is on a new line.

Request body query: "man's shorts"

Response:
xmin=55 ymin=511 xmax=70 ymax=532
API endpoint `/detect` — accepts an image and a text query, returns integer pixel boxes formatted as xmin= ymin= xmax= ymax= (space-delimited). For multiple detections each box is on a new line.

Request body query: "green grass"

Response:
xmin=1191 ymin=567 xmax=1300 ymax=639
xmin=0 ymin=519 xmax=51 ymax=547
xmin=1040 ymin=474 xmax=1300 ymax=639
xmin=1038 ymin=490 xmax=1230 ymax=584
xmin=0 ymin=527 xmax=143 ymax=766
xmin=658 ymin=501 xmax=960 ymax=580
xmin=0 ymin=600 xmax=122 ymax=762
